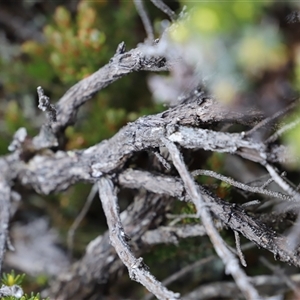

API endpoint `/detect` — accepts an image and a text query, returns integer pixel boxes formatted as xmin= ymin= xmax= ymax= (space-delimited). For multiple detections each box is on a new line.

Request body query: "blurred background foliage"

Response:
xmin=0 ymin=0 xmax=156 ymax=153
xmin=170 ymin=0 xmax=298 ymax=106
xmin=0 ymin=0 xmax=166 ymax=259
xmin=1 ymin=0 xmax=300 ymax=297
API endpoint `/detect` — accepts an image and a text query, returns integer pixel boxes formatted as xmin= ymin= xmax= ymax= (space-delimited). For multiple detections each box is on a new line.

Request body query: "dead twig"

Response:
xmin=192 ymin=169 xmax=291 ymax=201
xmin=118 ymin=168 xmax=300 ymax=268
xmin=142 ymin=224 xmax=207 ymax=245
xmin=149 ymin=0 xmax=176 ymax=21
xmin=98 ymin=176 xmax=180 ymax=300
xmin=144 ymin=256 xmax=215 ymax=300
xmin=163 ymin=138 xmax=261 ymax=300
xmin=259 ymin=257 xmax=300 ymax=298
xmin=67 ymin=183 xmax=98 ymax=259
xmin=234 ymin=231 xmax=247 ymax=267
xmin=181 ymin=275 xmax=289 ymax=300
xmin=52 ymin=44 xmax=169 ymax=134
xmin=134 ymin=0 xmax=155 ymax=41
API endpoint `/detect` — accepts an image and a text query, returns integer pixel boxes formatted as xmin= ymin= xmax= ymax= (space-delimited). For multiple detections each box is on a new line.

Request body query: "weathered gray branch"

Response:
xmin=149 ymin=0 xmax=176 ymax=21
xmin=181 ymin=275 xmax=295 ymax=300
xmin=134 ymin=0 xmax=155 ymax=41
xmin=98 ymin=176 xmax=180 ymax=299
xmin=163 ymin=138 xmax=261 ymax=300
xmin=142 ymin=224 xmax=207 ymax=245
xmin=191 ymin=169 xmax=291 ymax=201
xmin=52 ymin=44 xmax=168 ymax=134
xmin=119 ymin=169 xmax=300 ymax=267
xmin=45 ymin=191 xmax=173 ymax=299
xmin=3 ymin=97 xmax=270 ymax=195
xmin=144 ymin=256 xmax=216 ymax=300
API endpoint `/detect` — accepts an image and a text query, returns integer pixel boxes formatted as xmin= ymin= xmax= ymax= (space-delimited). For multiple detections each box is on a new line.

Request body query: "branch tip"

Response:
xmin=36 ymin=86 xmax=57 ymax=123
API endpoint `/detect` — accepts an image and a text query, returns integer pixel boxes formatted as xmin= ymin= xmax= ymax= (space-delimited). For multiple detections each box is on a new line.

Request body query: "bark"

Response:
xmin=1 ymin=2 xmax=300 ymax=299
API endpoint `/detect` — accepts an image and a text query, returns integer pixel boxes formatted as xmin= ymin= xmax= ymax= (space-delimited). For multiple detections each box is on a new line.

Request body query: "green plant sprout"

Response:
xmin=1 ymin=271 xmax=25 ymax=287
xmin=1 ymin=271 xmax=49 ymax=300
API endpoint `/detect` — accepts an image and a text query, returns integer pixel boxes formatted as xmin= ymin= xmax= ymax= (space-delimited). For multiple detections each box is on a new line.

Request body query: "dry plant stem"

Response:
xmin=242 ymin=200 xmax=261 ymax=207
xmin=33 ymin=87 xmax=59 ymax=149
xmin=246 ymin=100 xmax=297 ymax=137
xmin=167 ymin=213 xmax=198 ymax=226
xmin=52 ymin=45 xmax=168 ymax=134
xmin=266 ymin=116 xmax=300 ymax=144
xmin=37 ymin=86 xmax=57 ymax=123
xmin=18 ymin=97 xmax=268 ymax=194
xmin=134 ymin=0 xmax=155 ymax=41
xmin=260 ymin=177 xmax=274 ymax=189
xmin=181 ymin=275 xmax=289 ymax=300
xmin=234 ymin=231 xmax=247 ymax=267
xmin=162 ymin=256 xmax=215 ymax=287
xmin=98 ymin=176 xmax=180 ymax=300
xmin=144 ymin=256 xmax=215 ymax=300
xmin=265 ymin=163 xmax=300 ymax=200
xmin=259 ymin=257 xmax=300 ymax=297
xmin=67 ymin=183 xmax=98 ymax=258
xmin=149 ymin=0 xmax=176 ymax=20
xmin=33 ymin=36 xmax=263 ymax=140
xmin=163 ymin=139 xmax=261 ymax=300
xmin=8 ymin=128 xmax=27 ymax=152
xmin=12 ymin=93 xmax=267 ymax=190
xmin=167 ymin=126 xmax=266 ymax=163
xmin=46 ymin=192 xmax=171 ymax=300
xmin=286 ymin=214 xmax=300 ymax=250
xmin=142 ymin=224 xmax=207 ymax=245
xmin=152 ymin=150 xmax=171 ymax=170
xmin=119 ymin=169 xmax=300 ymax=268
xmin=192 ymin=169 xmax=291 ymax=201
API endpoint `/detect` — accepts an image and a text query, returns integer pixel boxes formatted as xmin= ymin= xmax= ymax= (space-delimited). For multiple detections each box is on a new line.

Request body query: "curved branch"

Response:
xmin=191 ymin=169 xmax=291 ymax=201
xmin=52 ymin=45 xmax=168 ymax=134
